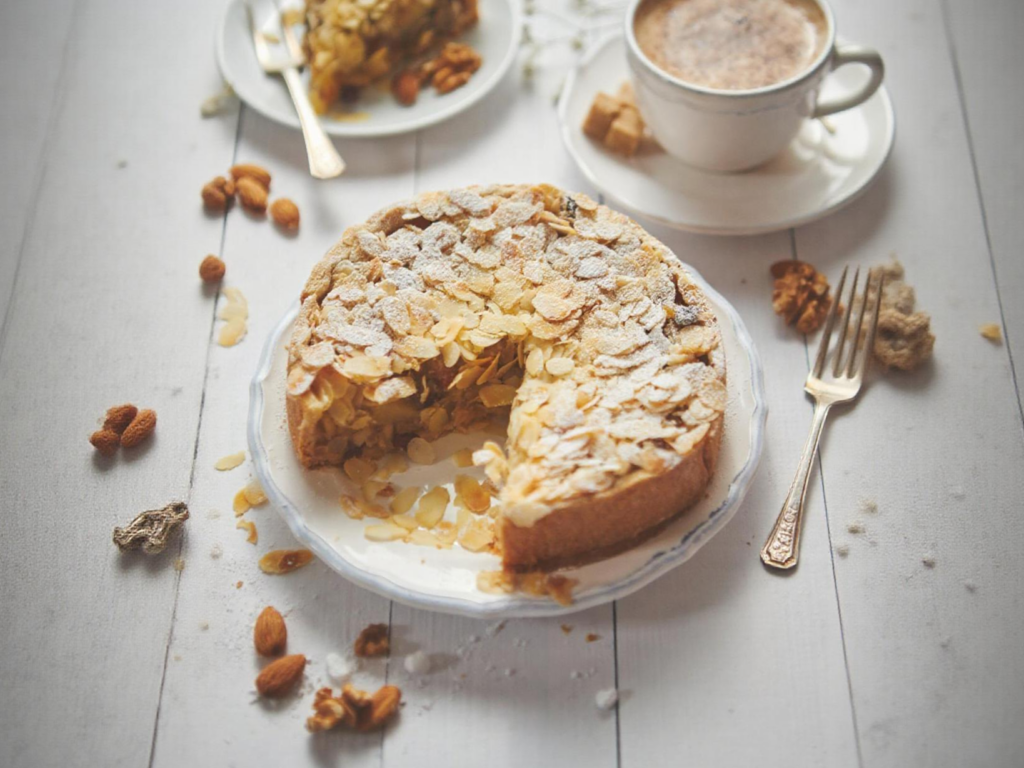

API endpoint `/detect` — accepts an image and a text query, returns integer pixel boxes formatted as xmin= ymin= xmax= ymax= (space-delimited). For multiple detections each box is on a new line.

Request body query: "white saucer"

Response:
xmin=559 ymin=35 xmax=896 ymax=235
xmin=248 ymin=267 xmax=767 ymax=618
xmin=216 ymin=0 xmax=521 ymax=138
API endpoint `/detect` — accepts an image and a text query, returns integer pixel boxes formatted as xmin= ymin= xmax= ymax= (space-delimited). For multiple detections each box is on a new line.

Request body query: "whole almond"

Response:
xmin=236 ymin=176 xmax=268 ymax=214
xmin=89 ymin=429 xmax=121 ymax=456
xmin=121 ymin=409 xmax=157 ymax=448
xmin=199 ymin=255 xmax=226 ymax=282
xmin=256 ymin=654 xmax=306 ymax=697
xmin=103 ymin=404 xmax=138 ymax=435
xmin=270 ymin=198 xmax=300 ymax=230
xmin=254 ymin=606 xmax=287 ymax=656
xmin=201 ymin=176 xmax=236 ymax=211
xmin=361 ymin=685 xmax=402 ymax=731
xmin=230 ymin=163 xmax=272 ymax=190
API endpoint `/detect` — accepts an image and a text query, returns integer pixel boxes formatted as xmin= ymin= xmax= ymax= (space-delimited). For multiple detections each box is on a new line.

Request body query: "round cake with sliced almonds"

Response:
xmin=287 ymin=183 xmax=726 ymax=572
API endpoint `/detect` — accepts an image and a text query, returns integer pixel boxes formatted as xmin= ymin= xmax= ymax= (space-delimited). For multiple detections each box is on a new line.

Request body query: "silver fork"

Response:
xmin=761 ymin=266 xmax=885 ymax=570
xmin=247 ymin=3 xmax=345 ymax=179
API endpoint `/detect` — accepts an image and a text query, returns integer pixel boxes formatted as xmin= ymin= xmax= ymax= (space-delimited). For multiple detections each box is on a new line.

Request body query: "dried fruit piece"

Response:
xmin=89 ymin=429 xmax=120 ymax=456
xmin=103 ymin=404 xmax=138 ymax=435
xmin=202 ymin=176 xmax=235 ymax=211
xmin=254 ymin=606 xmax=287 ymax=656
xmin=259 ymin=549 xmax=314 ymax=574
xmin=112 ymin=502 xmax=189 ymax=554
xmin=255 ymin=654 xmax=305 ymax=697
xmin=230 ymin=163 xmax=271 ymax=190
xmin=120 ymin=409 xmax=157 ymax=448
xmin=391 ymin=69 xmax=420 ymax=106
xmin=214 ymin=451 xmax=245 ymax=470
xmin=770 ymin=260 xmax=832 ymax=334
xmin=236 ymin=519 xmax=258 ymax=544
xmin=199 ymin=255 xmax=226 ymax=282
xmin=353 ymin=623 xmax=389 ymax=658
xmin=270 ymin=198 xmax=300 ymax=230
xmin=236 ymin=176 xmax=268 ymax=214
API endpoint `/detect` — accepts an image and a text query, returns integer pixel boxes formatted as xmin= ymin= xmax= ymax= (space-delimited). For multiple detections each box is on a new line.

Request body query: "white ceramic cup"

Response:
xmin=625 ymin=0 xmax=884 ymax=172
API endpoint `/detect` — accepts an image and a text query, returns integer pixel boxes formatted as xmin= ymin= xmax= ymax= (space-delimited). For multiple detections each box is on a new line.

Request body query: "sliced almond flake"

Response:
xmin=545 ymin=358 xmax=575 ymax=376
xmin=301 ymin=341 xmax=336 ymax=370
xmin=218 ymin=317 xmax=247 ymax=347
xmin=407 ymin=437 xmax=436 ymax=465
xmin=364 ymin=376 xmax=416 ymax=404
xmin=364 ymin=522 xmax=409 ymax=542
xmin=236 ymin=519 xmax=258 ymax=544
xmin=214 ymin=451 xmax=245 ymax=471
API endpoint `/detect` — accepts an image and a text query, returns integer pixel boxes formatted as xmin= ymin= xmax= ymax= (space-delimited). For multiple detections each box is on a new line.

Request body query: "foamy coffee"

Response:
xmin=634 ymin=0 xmax=829 ymax=91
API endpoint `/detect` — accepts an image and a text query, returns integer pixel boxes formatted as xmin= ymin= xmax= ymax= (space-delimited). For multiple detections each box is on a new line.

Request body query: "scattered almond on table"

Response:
xmin=254 ymin=606 xmax=288 ymax=656
xmin=199 ymin=255 xmax=226 ymax=283
xmin=270 ymin=198 xmax=300 ymax=230
xmin=121 ymin=409 xmax=157 ymax=448
xmin=201 ymin=176 xmax=235 ymax=211
xmin=236 ymin=519 xmax=258 ymax=544
xmin=256 ymin=654 xmax=306 ymax=697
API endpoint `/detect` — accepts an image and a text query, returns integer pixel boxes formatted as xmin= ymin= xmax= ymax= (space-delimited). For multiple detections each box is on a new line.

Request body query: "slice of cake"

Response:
xmin=303 ymin=0 xmax=479 ymax=113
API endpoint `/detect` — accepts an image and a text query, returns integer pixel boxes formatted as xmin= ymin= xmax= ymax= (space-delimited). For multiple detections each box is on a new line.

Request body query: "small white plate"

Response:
xmin=559 ymin=35 xmax=896 ymax=236
xmin=249 ymin=267 xmax=766 ymax=618
xmin=216 ymin=0 xmax=521 ymax=138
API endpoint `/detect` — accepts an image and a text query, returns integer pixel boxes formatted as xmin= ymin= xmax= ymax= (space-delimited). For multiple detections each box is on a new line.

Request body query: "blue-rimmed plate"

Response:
xmin=249 ymin=267 xmax=767 ymax=617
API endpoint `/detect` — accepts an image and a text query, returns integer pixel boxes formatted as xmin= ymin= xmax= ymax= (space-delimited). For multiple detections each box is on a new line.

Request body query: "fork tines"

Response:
xmin=811 ymin=266 xmax=885 ymax=381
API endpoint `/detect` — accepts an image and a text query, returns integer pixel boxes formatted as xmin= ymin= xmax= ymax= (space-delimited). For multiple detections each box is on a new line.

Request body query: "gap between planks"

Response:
xmin=789 ymin=226 xmax=864 ymax=767
xmin=937 ymin=0 xmax=1024 ymax=433
xmin=0 ymin=0 xmax=83 ymax=369
xmin=146 ymin=104 xmax=247 ymax=768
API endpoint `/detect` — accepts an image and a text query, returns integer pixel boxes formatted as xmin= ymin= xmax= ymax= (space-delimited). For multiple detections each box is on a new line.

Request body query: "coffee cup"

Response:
xmin=626 ymin=0 xmax=884 ymax=172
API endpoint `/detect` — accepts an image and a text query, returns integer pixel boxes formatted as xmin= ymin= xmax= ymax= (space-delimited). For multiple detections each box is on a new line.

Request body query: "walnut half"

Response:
xmin=770 ymin=260 xmax=833 ymax=334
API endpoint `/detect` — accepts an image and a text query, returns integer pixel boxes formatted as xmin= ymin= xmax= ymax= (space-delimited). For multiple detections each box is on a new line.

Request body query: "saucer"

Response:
xmin=558 ymin=35 xmax=896 ymax=235
xmin=248 ymin=268 xmax=767 ymax=618
xmin=216 ymin=0 xmax=521 ymax=138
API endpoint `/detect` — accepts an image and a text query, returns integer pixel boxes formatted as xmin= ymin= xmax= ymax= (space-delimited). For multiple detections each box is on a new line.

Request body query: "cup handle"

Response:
xmin=812 ymin=44 xmax=885 ymax=118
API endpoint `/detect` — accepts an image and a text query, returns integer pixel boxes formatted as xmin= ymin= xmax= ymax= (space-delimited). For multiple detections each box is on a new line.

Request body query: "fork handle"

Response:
xmin=761 ymin=400 xmax=831 ymax=570
xmin=281 ymin=67 xmax=345 ymax=179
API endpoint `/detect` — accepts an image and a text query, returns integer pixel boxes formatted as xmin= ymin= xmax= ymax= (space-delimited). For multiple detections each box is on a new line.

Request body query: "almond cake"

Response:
xmin=287 ymin=184 xmax=726 ymax=571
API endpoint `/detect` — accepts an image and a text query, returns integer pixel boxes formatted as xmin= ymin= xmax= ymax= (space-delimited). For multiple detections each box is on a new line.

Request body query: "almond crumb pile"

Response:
xmin=870 ymin=259 xmax=934 ymax=370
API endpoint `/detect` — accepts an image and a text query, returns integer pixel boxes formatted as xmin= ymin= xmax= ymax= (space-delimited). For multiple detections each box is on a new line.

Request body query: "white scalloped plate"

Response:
xmin=217 ymin=0 xmax=521 ymax=138
xmin=249 ymin=266 xmax=767 ymax=617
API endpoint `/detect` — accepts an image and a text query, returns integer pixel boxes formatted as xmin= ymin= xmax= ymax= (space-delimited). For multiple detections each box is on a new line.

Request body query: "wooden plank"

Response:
xmin=942 ymin=0 xmax=1024 ymax=412
xmin=795 ymin=0 xmax=1024 ymax=765
xmin=0 ymin=0 xmax=77 ymax=334
xmin=0 ymin=0 xmax=241 ymax=766
xmin=615 ymin=228 xmax=859 ymax=768
xmin=150 ymin=111 xmax=416 ymax=766
xmin=383 ymin=42 xmax=621 ymax=768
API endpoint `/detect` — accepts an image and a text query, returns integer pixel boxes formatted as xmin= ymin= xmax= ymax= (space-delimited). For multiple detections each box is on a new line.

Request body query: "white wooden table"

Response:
xmin=2 ymin=1 xmax=1022 ymax=766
